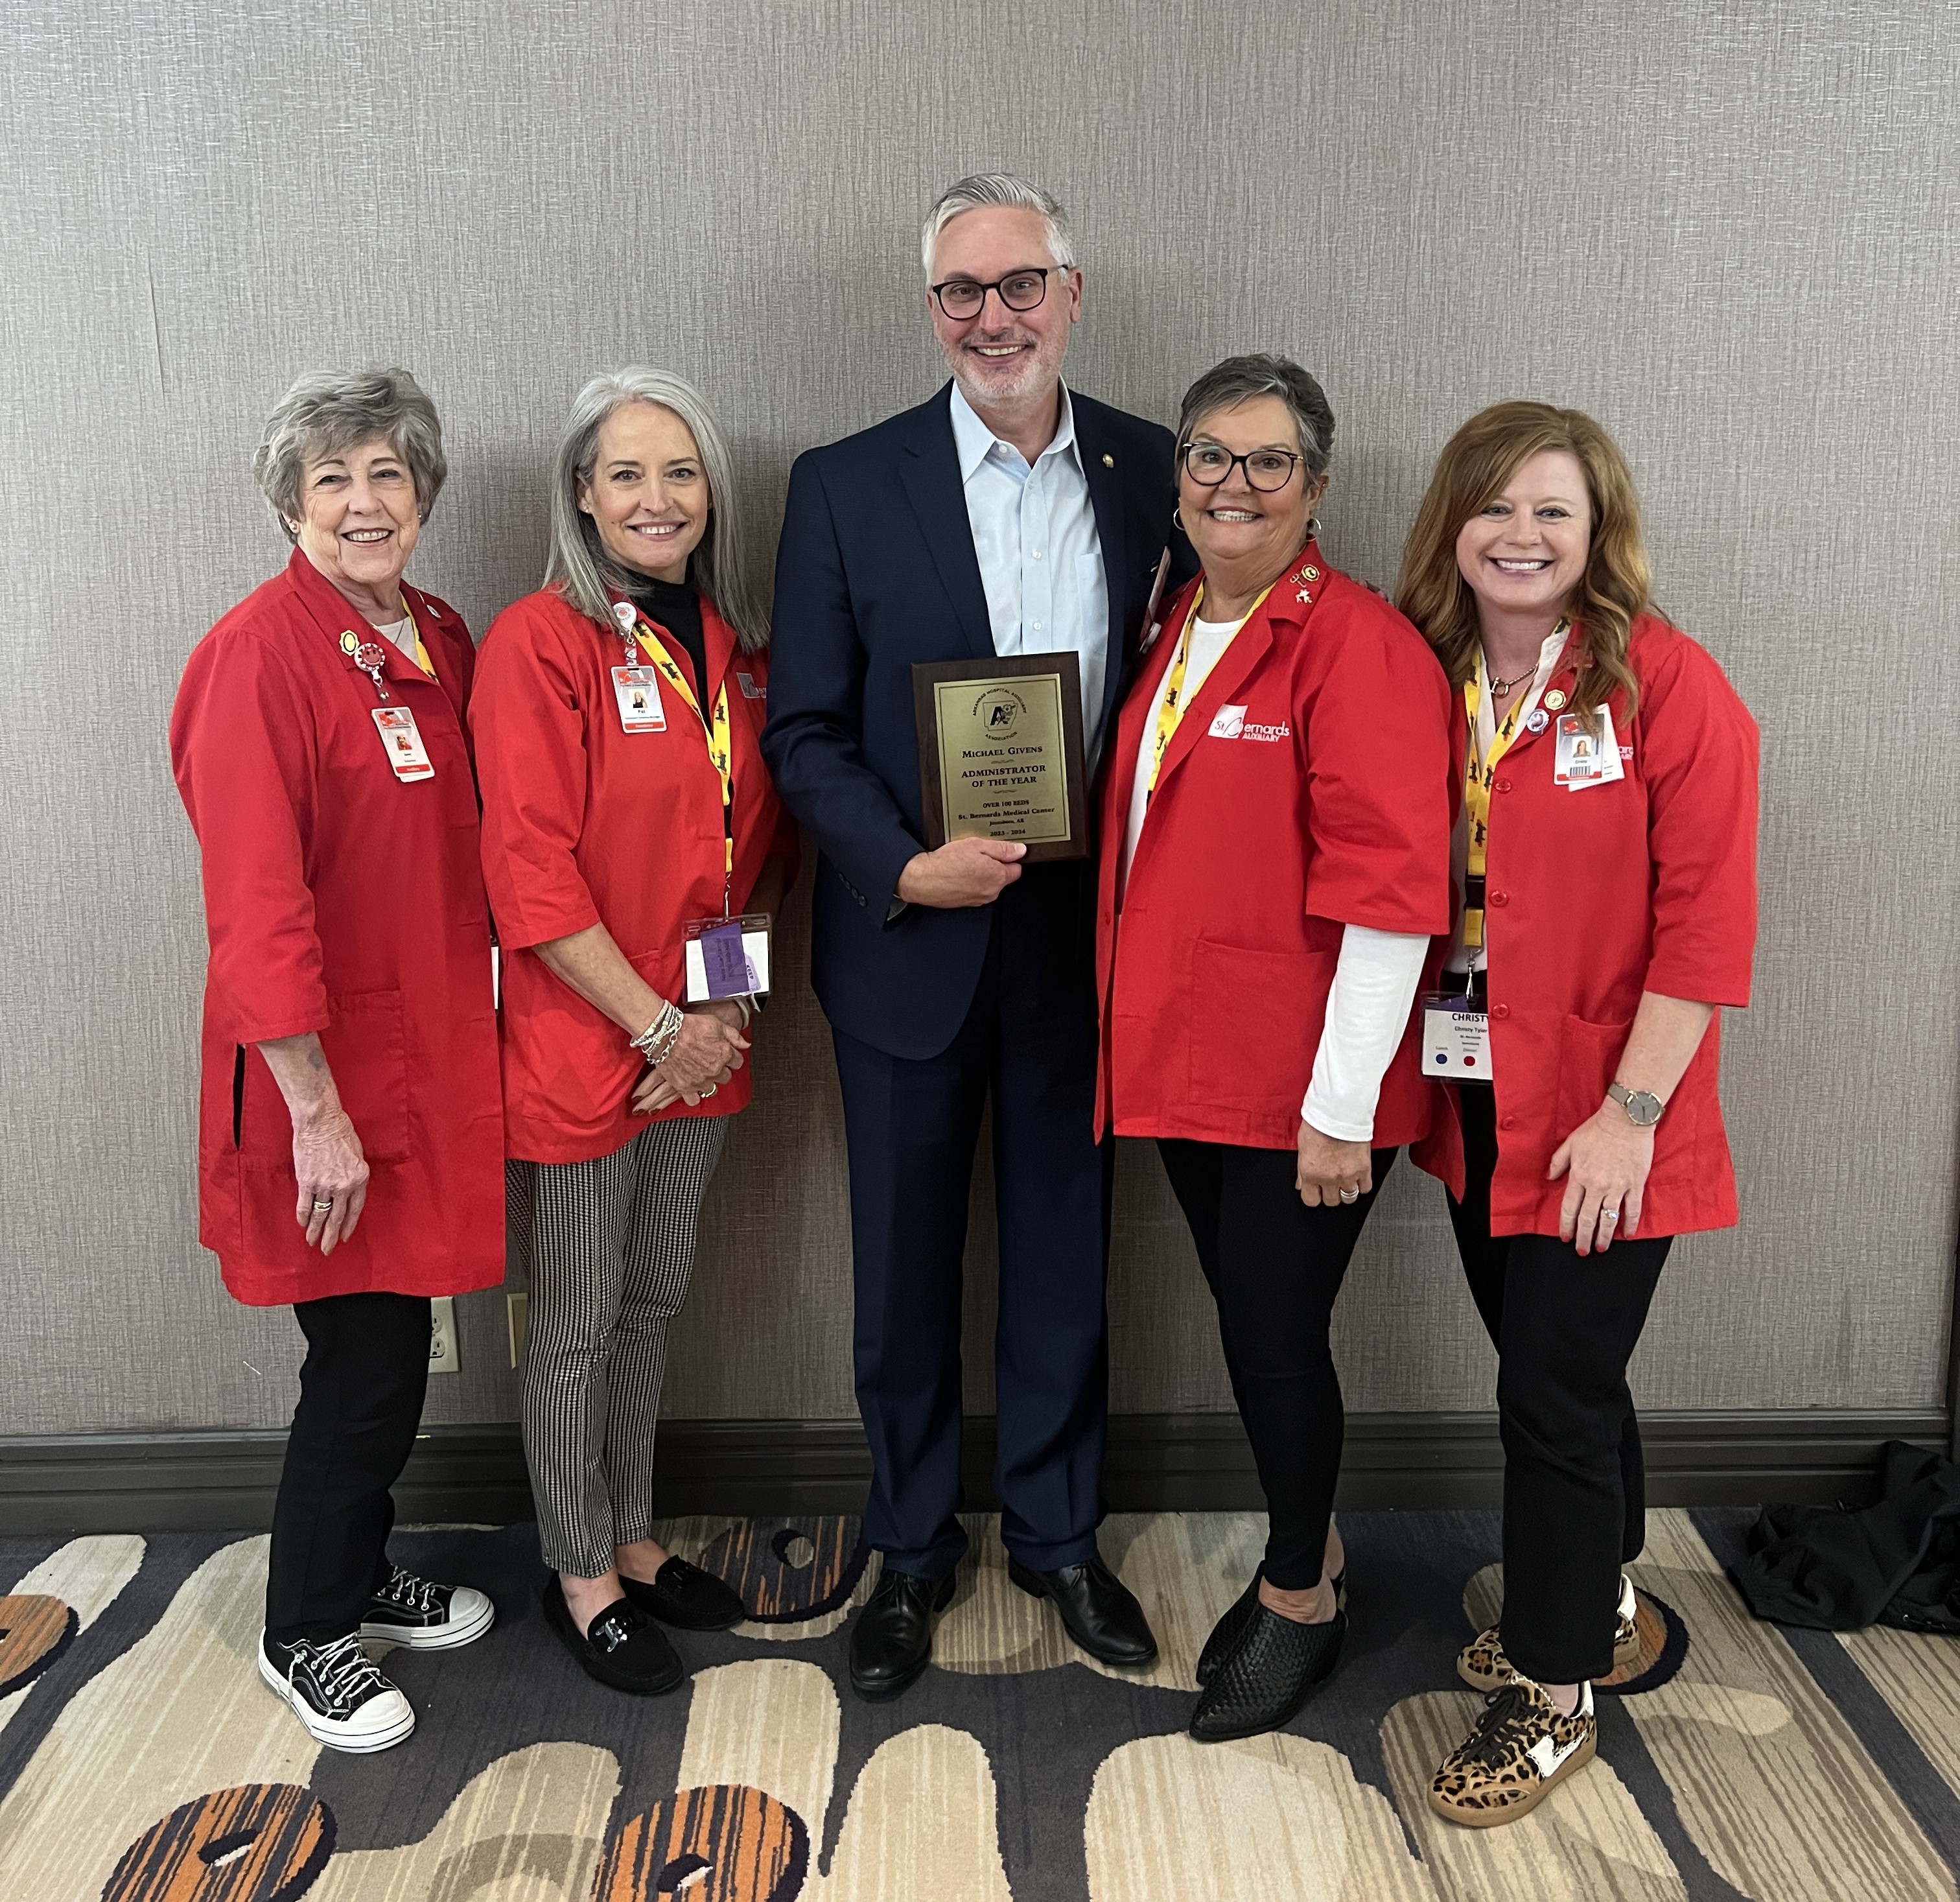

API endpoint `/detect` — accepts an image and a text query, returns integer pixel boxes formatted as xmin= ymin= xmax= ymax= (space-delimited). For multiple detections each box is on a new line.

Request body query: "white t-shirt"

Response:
xmin=1119 ymin=613 xmax=1244 ymax=891
xmin=372 ymin=613 xmax=417 ymax=661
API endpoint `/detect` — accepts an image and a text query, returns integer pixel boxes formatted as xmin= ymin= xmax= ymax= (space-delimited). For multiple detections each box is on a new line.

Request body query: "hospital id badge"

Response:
xmin=371 ymin=705 xmax=434 ymax=781
xmin=612 ymin=665 xmax=667 ymax=733
xmin=683 ymin=913 xmax=773 ymax=1002
xmin=1553 ymin=705 xmax=1624 ymax=790
xmin=1421 ymin=991 xmax=1491 ymax=1083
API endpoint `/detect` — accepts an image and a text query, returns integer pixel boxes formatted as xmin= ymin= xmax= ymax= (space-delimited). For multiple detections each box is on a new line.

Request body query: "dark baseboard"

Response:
xmin=0 ymin=1409 xmax=1944 ymax=1536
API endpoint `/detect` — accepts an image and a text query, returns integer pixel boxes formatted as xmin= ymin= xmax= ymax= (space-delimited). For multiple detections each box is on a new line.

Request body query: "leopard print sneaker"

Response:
xmin=1456 ymin=1574 xmax=1640 ymax=1692
xmin=1429 ymin=1676 xmax=1597 ymax=1827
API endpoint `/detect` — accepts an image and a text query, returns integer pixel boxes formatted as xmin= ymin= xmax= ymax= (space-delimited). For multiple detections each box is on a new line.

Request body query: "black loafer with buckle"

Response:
xmin=542 ymin=1577 xmax=684 ymax=1695
xmin=620 ymin=1556 xmax=747 ymax=1632
xmin=849 ymin=1567 xmax=956 ymax=1702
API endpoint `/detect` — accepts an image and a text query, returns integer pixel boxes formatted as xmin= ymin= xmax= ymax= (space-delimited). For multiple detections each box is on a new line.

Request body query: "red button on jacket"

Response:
xmin=169 ymin=550 xmax=507 ymax=1307
xmin=1411 ymin=615 xmax=1760 ymax=1237
xmin=1095 ymin=552 xmax=1454 ymax=1149
xmin=472 ymin=589 xmax=798 ymax=1165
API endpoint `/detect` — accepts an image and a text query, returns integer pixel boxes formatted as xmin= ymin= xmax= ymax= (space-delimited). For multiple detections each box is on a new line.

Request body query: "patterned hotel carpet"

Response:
xmin=5 ymin=1510 xmax=1960 ymax=1900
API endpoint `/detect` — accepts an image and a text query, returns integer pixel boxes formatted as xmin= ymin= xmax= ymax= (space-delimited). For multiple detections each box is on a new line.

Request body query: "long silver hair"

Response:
xmin=544 ymin=368 xmax=767 ymax=651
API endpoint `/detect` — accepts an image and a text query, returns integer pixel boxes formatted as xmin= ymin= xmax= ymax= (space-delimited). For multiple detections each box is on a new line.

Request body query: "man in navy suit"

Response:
xmin=763 ymin=173 xmax=1191 ymax=1699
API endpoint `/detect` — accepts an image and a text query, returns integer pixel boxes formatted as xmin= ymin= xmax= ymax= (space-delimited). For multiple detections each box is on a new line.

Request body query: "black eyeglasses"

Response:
xmin=929 ymin=267 xmax=1063 ymax=321
xmin=1180 ymin=441 xmax=1305 ymax=493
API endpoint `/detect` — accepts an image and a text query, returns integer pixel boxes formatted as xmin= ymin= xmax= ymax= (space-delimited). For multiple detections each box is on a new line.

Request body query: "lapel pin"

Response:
xmin=1101 ymin=453 xmax=1115 ymax=468
xmin=1297 ymin=589 xmax=1312 ymax=604
xmin=1544 ymin=688 xmax=1568 ymax=711
xmin=1303 ymin=565 xmax=1320 ymax=581
xmin=339 ymin=631 xmax=358 ymax=655
xmin=1526 ymin=709 xmax=1549 ymax=734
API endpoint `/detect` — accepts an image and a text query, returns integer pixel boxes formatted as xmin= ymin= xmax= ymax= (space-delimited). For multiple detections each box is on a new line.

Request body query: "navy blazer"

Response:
xmin=763 ymin=382 xmax=1192 ymax=1060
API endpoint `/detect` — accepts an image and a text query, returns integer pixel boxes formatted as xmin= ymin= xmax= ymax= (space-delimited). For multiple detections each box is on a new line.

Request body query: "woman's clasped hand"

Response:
xmin=633 ymin=1003 xmax=751 ymax=1114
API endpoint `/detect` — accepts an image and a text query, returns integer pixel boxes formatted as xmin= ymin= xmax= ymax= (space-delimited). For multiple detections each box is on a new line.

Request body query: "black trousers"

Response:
xmin=266 ymin=1291 xmax=431 ymax=1643
xmin=1447 ymin=1085 xmax=1670 ymax=1682
xmin=832 ymin=871 xmax=1113 ymax=1579
xmin=1159 ymin=1138 xmax=1396 ymax=1591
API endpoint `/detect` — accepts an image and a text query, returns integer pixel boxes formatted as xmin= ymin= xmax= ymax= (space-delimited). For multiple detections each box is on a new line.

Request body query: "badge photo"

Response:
xmin=1552 ymin=705 xmax=1625 ymax=790
xmin=371 ymin=705 xmax=434 ymax=782
xmin=612 ymin=665 xmax=667 ymax=733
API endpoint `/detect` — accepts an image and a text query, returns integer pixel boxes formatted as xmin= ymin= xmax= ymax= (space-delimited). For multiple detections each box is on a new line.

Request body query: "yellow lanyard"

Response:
xmin=397 ymin=596 xmax=436 ymax=680
xmin=1461 ymin=635 xmax=1557 ymax=951
xmin=635 ymin=622 xmax=734 ymax=878
xmin=1144 ymin=581 xmax=1274 ymax=795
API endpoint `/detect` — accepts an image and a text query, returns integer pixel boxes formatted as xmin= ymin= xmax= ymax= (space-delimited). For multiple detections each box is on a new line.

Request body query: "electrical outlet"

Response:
xmin=428 ymin=1296 xmax=459 ymax=1375
xmin=507 ymin=1293 xmax=528 ymax=1369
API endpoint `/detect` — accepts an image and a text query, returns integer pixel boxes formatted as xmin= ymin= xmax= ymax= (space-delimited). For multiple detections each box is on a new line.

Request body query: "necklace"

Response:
xmin=1487 ymin=661 xmax=1537 ymax=698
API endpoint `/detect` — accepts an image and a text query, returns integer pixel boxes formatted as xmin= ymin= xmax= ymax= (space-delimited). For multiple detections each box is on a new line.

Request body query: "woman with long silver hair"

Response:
xmin=472 ymin=368 xmax=797 ymax=1695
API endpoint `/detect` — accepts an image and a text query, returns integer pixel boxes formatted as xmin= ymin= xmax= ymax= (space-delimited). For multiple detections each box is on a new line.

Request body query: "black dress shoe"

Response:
xmin=542 ymin=1577 xmax=684 ymax=1695
xmin=1196 ymin=1567 xmax=1344 ymax=1685
xmin=849 ymin=1567 xmax=956 ymax=1701
xmin=1189 ymin=1603 xmax=1346 ymax=1742
xmin=620 ymin=1556 xmax=747 ymax=1631
xmin=1008 ymin=1556 xmax=1157 ymax=1667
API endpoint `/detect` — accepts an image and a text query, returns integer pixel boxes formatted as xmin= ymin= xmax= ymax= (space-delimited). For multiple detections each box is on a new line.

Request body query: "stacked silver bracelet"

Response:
xmin=629 ymin=998 xmax=685 ymax=1068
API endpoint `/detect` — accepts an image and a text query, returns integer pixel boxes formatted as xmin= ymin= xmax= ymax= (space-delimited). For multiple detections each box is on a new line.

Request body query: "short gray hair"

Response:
xmin=544 ymin=368 xmax=767 ymax=652
xmin=922 ymin=172 xmax=1076 ymax=277
xmin=1177 ymin=354 xmax=1336 ymax=482
xmin=253 ymin=368 xmax=447 ymax=538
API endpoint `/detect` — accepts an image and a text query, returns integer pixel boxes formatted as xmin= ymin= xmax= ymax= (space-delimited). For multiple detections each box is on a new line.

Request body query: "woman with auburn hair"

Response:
xmin=1399 ymin=402 xmax=1758 ymax=1827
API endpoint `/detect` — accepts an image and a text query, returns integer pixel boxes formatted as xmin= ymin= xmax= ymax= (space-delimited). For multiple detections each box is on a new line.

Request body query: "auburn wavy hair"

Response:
xmin=1395 ymin=402 xmax=1653 ymax=723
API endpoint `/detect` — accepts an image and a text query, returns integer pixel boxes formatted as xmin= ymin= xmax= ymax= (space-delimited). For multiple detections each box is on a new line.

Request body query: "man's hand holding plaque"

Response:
xmin=896 ymin=835 xmax=1027 ymax=908
xmin=911 ymin=652 xmax=1090 ymax=885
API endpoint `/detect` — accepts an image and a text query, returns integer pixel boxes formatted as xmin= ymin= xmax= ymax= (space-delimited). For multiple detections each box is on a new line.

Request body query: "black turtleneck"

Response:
xmin=624 ymin=570 xmax=707 ymax=703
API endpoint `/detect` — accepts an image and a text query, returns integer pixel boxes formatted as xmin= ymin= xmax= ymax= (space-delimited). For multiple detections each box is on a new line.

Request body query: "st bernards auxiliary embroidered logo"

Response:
xmin=1208 ymin=705 xmax=1290 ymax=743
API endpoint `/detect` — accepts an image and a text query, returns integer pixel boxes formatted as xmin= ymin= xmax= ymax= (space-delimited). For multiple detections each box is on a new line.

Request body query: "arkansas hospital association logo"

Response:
xmin=1208 ymin=705 xmax=1291 ymax=743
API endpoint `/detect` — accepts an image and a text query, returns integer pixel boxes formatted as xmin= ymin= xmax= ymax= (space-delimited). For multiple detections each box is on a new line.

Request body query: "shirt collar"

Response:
xmin=949 ymin=380 xmax=1081 ymax=484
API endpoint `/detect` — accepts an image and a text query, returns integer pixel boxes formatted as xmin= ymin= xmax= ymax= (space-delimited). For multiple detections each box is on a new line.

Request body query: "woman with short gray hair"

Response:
xmin=170 ymin=367 xmax=503 ymax=1755
xmin=1092 ymin=353 xmax=1452 ymax=1741
xmin=471 ymin=368 xmax=797 ymax=1695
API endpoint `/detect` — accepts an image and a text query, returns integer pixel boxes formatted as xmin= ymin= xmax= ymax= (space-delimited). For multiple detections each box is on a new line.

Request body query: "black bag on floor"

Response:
xmin=1734 ymin=1439 xmax=1960 ymax=1633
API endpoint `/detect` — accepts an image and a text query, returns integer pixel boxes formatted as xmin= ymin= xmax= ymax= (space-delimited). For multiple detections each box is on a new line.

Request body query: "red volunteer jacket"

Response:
xmin=471 ymin=588 xmax=798 ymax=1165
xmin=169 ymin=550 xmax=507 ymax=1307
xmin=1095 ymin=547 xmax=1454 ymax=1148
xmin=1410 ymin=615 xmax=1760 ymax=1236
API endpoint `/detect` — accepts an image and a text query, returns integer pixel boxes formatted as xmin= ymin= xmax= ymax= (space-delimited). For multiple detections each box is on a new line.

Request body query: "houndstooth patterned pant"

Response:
xmin=508 ymin=1115 xmax=729 ymax=1577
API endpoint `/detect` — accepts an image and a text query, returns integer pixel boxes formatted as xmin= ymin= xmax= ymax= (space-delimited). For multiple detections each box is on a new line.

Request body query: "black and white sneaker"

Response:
xmin=259 ymin=1630 xmax=415 ymax=1753
xmin=360 ymin=1565 xmax=495 ymax=1651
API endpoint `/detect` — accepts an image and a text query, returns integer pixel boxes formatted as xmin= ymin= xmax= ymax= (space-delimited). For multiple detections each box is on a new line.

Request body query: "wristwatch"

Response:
xmin=1607 ymin=1081 xmax=1664 ymax=1127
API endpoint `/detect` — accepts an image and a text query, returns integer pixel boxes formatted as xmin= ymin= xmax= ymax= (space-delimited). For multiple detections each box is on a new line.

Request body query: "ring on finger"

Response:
xmin=702 ymin=1083 xmax=718 ymax=1097
xmin=311 ymin=1197 xmax=334 ymax=1214
xmin=1338 ymin=1186 xmax=1359 ymax=1203
xmin=1601 ymin=1206 xmax=1620 ymax=1225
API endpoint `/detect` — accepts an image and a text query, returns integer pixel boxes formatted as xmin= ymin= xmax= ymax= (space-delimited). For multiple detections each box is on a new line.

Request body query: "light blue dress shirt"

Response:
xmin=949 ymin=382 xmax=1111 ymax=753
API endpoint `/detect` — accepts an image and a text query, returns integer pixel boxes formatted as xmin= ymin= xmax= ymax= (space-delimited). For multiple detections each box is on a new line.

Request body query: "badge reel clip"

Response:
xmin=611 ymin=602 xmax=668 ymax=733
xmin=1420 ymin=974 xmax=1491 ymax=1083
xmin=353 ymin=638 xmax=434 ymax=782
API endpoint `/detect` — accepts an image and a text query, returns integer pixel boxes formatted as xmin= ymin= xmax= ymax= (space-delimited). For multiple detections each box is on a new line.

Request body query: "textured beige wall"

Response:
xmin=1 ymin=1 xmax=1955 ymax=1437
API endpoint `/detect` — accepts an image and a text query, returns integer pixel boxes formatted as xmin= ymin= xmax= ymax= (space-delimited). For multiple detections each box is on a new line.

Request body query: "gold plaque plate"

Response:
xmin=911 ymin=652 xmax=1090 ymax=862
